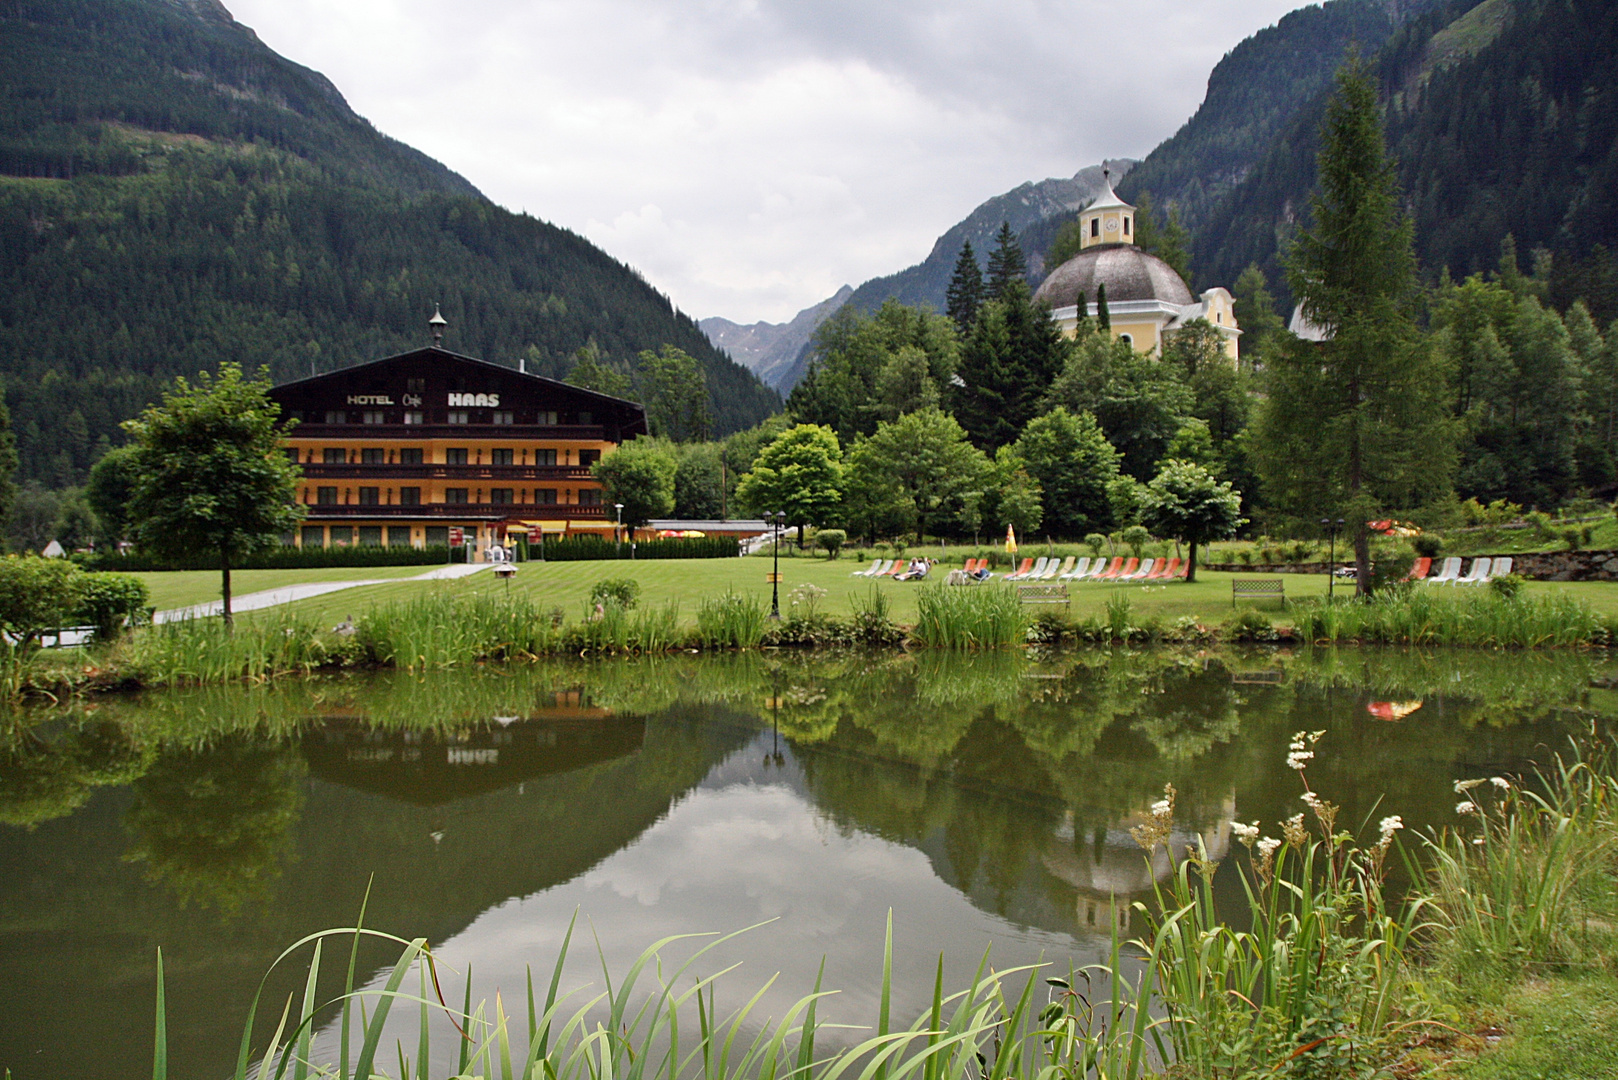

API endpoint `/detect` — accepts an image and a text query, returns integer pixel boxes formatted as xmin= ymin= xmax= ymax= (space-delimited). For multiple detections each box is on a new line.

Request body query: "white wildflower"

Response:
xmin=1257 ymin=837 xmax=1282 ymax=858
xmin=1151 ymin=799 xmax=1172 ymax=816
xmin=1230 ymin=821 xmax=1260 ymax=845
xmin=1456 ymin=800 xmax=1478 ymax=815
xmin=1490 ymin=776 xmax=1511 ymax=791
xmin=1472 ymin=836 xmax=1486 ymax=846
xmin=1378 ymin=815 xmax=1404 ymax=839
xmin=1287 ymin=749 xmax=1315 ymax=770
xmin=1454 ymin=778 xmax=1485 ymax=794
xmin=1301 ymin=790 xmax=1322 ymax=809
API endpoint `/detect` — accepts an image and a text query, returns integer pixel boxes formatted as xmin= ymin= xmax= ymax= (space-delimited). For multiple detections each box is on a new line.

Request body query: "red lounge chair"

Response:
xmin=1174 ymin=560 xmax=1189 ymax=579
xmin=1094 ymin=556 xmax=1124 ymax=579
xmin=961 ymin=558 xmax=978 ymax=575
xmin=1405 ymin=556 xmax=1432 ymax=581
xmin=1149 ymin=558 xmax=1179 ymax=580
xmin=1101 ymin=557 xmax=1136 ymax=580
xmin=887 ymin=560 xmax=908 ymax=577
xmin=1003 ymin=557 xmax=1034 ymax=579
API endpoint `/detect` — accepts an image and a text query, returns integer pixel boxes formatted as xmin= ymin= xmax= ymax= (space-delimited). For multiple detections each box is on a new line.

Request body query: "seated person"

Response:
xmin=895 ymin=557 xmax=931 ymax=581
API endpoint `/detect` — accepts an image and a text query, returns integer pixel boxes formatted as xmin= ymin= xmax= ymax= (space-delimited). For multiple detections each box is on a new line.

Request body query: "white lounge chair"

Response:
xmin=852 ymin=558 xmax=883 ymax=577
xmin=1061 ymin=557 xmax=1092 ymax=580
xmin=1123 ymin=558 xmax=1155 ymax=581
xmin=1455 ymin=557 xmax=1493 ymax=585
xmin=1487 ymin=556 xmax=1513 ymax=581
xmin=864 ymin=559 xmax=895 ymax=578
xmin=1040 ymin=556 xmax=1072 ymax=580
xmin=1083 ymin=558 xmax=1112 ymax=580
xmin=1010 ymin=557 xmax=1048 ymax=581
xmin=1425 ymin=557 xmax=1463 ymax=585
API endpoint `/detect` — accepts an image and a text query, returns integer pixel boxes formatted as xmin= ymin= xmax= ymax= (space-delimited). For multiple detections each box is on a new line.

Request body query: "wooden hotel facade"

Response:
xmin=270 ymin=346 xmax=648 ymax=557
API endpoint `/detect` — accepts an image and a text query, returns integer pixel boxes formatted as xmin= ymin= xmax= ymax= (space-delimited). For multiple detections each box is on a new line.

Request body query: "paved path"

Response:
xmin=153 ymin=561 xmax=492 ymax=623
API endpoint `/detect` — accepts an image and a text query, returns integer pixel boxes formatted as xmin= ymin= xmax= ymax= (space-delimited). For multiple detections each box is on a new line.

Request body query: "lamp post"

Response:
xmin=615 ymin=503 xmax=624 ymax=558
xmin=769 ymin=510 xmax=785 ymax=620
xmin=1322 ymin=517 xmax=1345 ymax=598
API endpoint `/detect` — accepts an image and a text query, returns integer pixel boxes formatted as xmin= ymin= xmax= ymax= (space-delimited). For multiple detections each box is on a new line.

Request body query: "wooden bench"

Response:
xmin=1232 ymin=577 xmax=1285 ymax=608
xmin=1017 ymin=584 xmax=1069 ymax=608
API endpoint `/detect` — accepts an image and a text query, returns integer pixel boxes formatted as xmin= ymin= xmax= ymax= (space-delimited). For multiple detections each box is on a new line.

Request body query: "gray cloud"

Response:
xmin=229 ymin=0 xmax=1299 ymax=322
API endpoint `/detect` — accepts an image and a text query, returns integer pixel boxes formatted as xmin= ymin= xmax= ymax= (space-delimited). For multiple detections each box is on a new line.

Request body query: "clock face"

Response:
xmin=1104 ymin=219 xmax=1119 ymax=233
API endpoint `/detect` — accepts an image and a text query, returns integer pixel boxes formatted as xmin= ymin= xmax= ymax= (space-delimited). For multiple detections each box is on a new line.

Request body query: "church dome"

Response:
xmin=1034 ymin=243 xmax=1196 ymax=309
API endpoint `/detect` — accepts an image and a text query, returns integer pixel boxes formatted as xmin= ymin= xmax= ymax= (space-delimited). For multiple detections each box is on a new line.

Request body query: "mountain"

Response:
xmin=699 ymin=285 xmax=852 ymax=391
xmin=1188 ymin=0 xmax=1618 ymax=319
xmin=1115 ymin=0 xmax=1444 ymax=233
xmin=0 ymin=0 xmax=780 ymax=486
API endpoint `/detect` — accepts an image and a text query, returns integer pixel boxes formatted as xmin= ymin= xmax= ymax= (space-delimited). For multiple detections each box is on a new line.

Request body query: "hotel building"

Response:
xmin=270 ymin=343 xmax=648 ymax=557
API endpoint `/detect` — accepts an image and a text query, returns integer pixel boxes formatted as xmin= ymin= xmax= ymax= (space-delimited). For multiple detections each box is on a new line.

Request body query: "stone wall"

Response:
xmin=1204 ymin=550 xmax=1618 ymax=582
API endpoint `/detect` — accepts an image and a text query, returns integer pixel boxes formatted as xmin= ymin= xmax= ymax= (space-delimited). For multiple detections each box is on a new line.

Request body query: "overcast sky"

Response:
xmin=227 ymin=0 xmax=1301 ymax=325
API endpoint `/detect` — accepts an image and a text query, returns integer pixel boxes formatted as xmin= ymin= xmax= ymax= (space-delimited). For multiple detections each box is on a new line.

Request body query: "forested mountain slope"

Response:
xmin=1191 ymin=0 xmax=1618 ymax=317
xmin=0 ymin=0 xmax=779 ymax=485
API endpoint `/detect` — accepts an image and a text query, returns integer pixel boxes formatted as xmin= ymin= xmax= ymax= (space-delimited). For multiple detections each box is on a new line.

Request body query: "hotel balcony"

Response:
xmin=301 ymin=503 xmax=607 ymax=520
xmin=291 ymin=422 xmax=608 ymax=440
xmin=298 ymin=464 xmax=597 ymax=482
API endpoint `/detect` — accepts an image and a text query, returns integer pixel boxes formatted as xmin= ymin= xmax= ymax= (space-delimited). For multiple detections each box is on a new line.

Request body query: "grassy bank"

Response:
xmin=150 ymin=729 xmax=1618 ymax=1079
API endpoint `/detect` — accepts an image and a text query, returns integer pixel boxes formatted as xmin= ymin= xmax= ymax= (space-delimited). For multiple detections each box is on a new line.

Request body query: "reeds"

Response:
xmin=696 ymin=592 xmax=768 ymax=649
xmin=909 ymin=586 xmax=1025 ymax=649
xmin=121 ymin=611 xmax=336 ymax=686
xmin=1293 ymin=588 xmax=1613 ymax=647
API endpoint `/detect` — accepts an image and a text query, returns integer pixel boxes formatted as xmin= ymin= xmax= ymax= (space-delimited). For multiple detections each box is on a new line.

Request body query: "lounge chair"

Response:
xmin=1041 ymin=556 xmax=1072 ymax=580
xmin=1425 ymin=557 xmax=1463 ymax=585
xmin=1405 ymin=556 xmax=1432 ymax=581
xmin=1489 ymin=556 xmax=1513 ymax=580
xmin=1083 ymin=558 xmax=1112 ymax=580
xmin=1092 ymin=556 xmax=1124 ymax=580
xmin=1146 ymin=558 xmax=1176 ymax=580
xmin=1173 ymin=559 xmax=1189 ymax=579
xmin=1011 ymin=557 xmax=1048 ymax=581
xmin=852 ymin=558 xmax=883 ymax=577
xmin=1061 ymin=556 xmax=1091 ymax=580
xmin=1000 ymin=557 xmax=1034 ymax=580
xmin=1102 ymin=557 xmax=1138 ymax=580
xmin=1455 ymin=557 xmax=1493 ymax=585
xmin=1123 ymin=558 xmax=1155 ymax=581
xmin=886 ymin=559 xmax=909 ymax=578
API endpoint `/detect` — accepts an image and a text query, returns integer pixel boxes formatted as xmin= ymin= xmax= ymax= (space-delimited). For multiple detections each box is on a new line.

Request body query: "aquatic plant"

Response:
xmin=910 ymin=585 xmax=1025 ymax=649
xmin=1292 ymin=589 xmax=1613 ymax=648
xmin=696 ymin=592 xmax=767 ymax=649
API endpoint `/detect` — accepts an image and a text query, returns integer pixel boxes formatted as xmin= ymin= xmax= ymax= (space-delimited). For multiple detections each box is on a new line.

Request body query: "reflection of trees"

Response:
xmin=1126 ymin=659 xmax=1242 ymax=761
xmin=0 ymin=720 xmax=154 ymax=828
xmin=123 ymin=736 xmax=305 ymax=913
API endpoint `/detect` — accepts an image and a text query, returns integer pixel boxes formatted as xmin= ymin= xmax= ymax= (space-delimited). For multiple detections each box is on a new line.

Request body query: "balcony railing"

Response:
xmin=302 ymin=503 xmax=607 ymax=519
xmin=298 ymin=464 xmax=596 ymax=481
xmin=290 ymin=423 xmax=607 ymax=440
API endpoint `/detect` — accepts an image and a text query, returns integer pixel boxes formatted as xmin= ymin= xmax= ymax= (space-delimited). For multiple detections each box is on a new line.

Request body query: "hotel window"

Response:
xmin=445 ymin=488 xmax=469 ymax=505
xmin=400 ymin=448 xmax=423 ymax=465
xmin=301 ymin=525 xmax=325 ymax=548
xmin=445 ymin=447 xmax=468 ymax=465
xmin=491 ymin=410 xmax=514 ymax=425
xmin=317 ymin=486 xmax=338 ymax=505
xmin=426 ymin=526 xmax=449 ymax=547
xmin=407 ymin=378 xmax=426 ymax=393
xmin=325 ymin=410 xmax=346 ymax=424
xmin=362 ymin=448 xmax=385 ymax=464
xmin=362 ymin=410 xmax=386 ymax=425
xmin=491 ymin=448 xmax=514 ymax=465
xmin=491 ymin=488 xmax=513 ymax=505
xmin=358 ymin=526 xmax=383 ymax=546
xmin=579 ymin=449 xmax=601 ymax=467
xmin=323 ymin=448 xmax=346 ymax=464
xmin=359 ymin=487 xmax=380 ymax=506
xmin=536 ymin=410 xmax=558 ymax=426
xmin=399 ymin=487 xmax=421 ymax=506
xmin=534 ymin=449 xmax=557 ymax=466
xmin=578 ymin=488 xmax=602 ymax=506
xmin=447 ymin=409 xmax=469 ymax=425
xmin=388 ymin=526 xmax=413 ymax=547
xmin=535 ymin=488 xmax=557 ymax=505
xmin=330 ymin=527 xmax=355 ymax=547
xmin=403 ymin=411 xmax=424 ymax=425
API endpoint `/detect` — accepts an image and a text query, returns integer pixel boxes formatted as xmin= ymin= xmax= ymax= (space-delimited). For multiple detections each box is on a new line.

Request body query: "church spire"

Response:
xmin=1079 ymin=165 xmax=1135 ymax=251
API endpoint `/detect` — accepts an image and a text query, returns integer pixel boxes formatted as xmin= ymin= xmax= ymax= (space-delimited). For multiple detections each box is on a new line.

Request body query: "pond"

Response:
xmin=2 ymin=646 xmax=1615 ymax=1079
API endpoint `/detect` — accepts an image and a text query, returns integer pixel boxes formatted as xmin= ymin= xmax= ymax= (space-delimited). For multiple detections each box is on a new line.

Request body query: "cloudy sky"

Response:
xmin=227 ymin=0 xmax=1301 ymax=324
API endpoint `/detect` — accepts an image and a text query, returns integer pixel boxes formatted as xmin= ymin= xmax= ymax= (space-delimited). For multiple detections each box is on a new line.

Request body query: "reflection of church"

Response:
xmin=1039 ymin=796 xmax=1235 ymax=933
xmin=1035 ymin=172 xmax=1240 ymax=362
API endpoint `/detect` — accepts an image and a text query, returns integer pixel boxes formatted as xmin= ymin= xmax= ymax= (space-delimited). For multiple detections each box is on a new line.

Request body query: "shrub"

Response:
xmin=1412 ymin=533 xmax=1443 ymax=558
xmin=75 ymin=573 xmax=150 ymax=640
xmin=589 ymin=577 xmax=642 ymax=610
xmin=1562 ymin=527 xmax=1583 ymax=551
xmin=1366 ymin=554 xmax=1415 ymax=596
xmin=813 ymin=529 xmax=847 ymax=559
xmin=1237 ymin=548 xmax=1255 ymax=565
xmin=78 ymin=545 xmax=452 ymax=571
xmin=1224 ymin=607 xmax=1275 ymax=641
xmin=849 ymin=585 xmax=904 ymax=646
xmin=0 ymin=556 xmax=86 ymax=649
xmin=1083 ymin=532 xmax=1108 ymax=556
xmin=1120 ymin=525 xmax=1151 ymax=558
xmin=1489 ymin=572 xmax=1527 ymax=600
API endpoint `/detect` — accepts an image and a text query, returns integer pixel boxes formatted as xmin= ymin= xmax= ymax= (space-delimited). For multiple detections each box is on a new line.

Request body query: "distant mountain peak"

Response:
xmin=701 ymin=285 xmax=854 ymax=392
xmin=155 ymin=0 xmax=237 ymax=27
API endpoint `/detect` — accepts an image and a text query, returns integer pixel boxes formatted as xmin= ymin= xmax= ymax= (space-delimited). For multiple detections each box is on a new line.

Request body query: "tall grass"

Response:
xmin=910 ymin=586 xmax=1025 ymax=649
xmin=120 ymin=611 xmax=336 ymax=686
xmin=1293 ymin=588 xmax=1613 ymax=647
xmin=696 ymin=592 xmax=768 ymax=649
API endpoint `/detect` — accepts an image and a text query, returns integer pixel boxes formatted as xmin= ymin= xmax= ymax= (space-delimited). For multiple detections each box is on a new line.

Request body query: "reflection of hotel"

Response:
xmin=1041 ymin=795 xmax=1235 ymax=933
xmin=269 ymin=333 xmax=647 ymax=559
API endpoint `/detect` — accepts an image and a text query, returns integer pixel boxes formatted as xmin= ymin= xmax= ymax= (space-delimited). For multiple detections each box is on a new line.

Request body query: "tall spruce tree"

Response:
xmin=985 ymin=223 xmax=1028 ymax=301
xmin=952 ymin=279 xmax=1072 ymax=450
xmin=1252 ymin=59 xmax=1455 ymax=594
xmin=1095 ymin=283 xmax=1111 ymax=334
xmin=945 ymin=241 xmax=985 ymax=334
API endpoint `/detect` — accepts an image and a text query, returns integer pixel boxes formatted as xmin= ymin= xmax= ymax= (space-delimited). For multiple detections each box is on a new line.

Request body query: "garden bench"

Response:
xmin=1232 ymin=577 xmax=1285 ymax=608
xmin=1017 ymin=584 xmax=1069 ymax=608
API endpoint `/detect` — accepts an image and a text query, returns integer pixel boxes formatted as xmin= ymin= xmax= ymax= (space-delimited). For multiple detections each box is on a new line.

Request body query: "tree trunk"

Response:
xmin=221 ymin=550 xmax=233 ymax=628
xmin=1186 ymin=540 xmax=1198 ymax=583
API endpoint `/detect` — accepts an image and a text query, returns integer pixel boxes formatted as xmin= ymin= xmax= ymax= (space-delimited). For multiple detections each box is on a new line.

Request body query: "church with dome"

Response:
xmin=1034 ymin=172 xmax=1240 ymax=362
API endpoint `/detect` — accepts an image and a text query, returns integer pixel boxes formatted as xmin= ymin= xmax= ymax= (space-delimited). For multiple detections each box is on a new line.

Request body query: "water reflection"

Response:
xmin=1 ymin=647 xmax=1614 ymax=1079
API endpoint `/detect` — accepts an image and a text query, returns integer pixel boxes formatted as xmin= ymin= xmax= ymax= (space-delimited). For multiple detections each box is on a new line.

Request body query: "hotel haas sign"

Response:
xmin=270 ymin=345 xmax=648 ymax=556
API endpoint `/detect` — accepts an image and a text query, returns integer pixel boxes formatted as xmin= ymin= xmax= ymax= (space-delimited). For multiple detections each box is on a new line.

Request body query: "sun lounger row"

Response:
xmin=1417 ymin=556 xmax=1512 ymax=585
xmin=1000 ymin=555 xmax=1189 ymax=582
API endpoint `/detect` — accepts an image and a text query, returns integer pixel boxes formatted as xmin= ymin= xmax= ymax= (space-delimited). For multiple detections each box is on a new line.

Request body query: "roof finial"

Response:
xmin=1103 ymin=165 xmax=1110 ymax=186
xmin=428 ymin=303 xmax=447 ymax=347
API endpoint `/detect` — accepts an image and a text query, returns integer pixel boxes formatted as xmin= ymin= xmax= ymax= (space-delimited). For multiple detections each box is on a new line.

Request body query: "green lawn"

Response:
xmin=138 ymin=563 xmax=436 ymax=612
xmin=1440 ymin=975 xmax=1618 ymax=1079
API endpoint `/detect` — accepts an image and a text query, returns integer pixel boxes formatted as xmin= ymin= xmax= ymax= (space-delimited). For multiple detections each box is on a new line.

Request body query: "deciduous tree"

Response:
xmin=1139 ymin=460 xmax=1244 ymax=582
xmin=592 ymin=437 xmax=677 ymax=529
xmin=843 ymin=408 xmax=990 ymax=540
xmin=1011 ymin=407 xmax=1122 ymax=537
xmin=735 ymin=424 xmax=845 ymax=545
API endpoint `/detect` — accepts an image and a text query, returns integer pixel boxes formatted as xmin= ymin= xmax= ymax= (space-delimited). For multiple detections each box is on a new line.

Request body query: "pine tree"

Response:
xmin=945 ymin=241 xmax=985 ymax=334
xmin=986 ymin=223 xmax=1027 ymax=301
xmin=1131 ymin=193 xmax=1192 ymax=281
xmin=1254 ymin=59 xmax=1456 ymax=594
xmin=1095 ymin=283 xmax=1111 ymax=334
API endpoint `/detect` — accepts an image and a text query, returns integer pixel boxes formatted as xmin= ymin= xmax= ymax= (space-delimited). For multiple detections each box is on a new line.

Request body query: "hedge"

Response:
xmin=535 ymin=536 xmax=738 ymax=561
xmin=76 ymin=545 xmax=458 ymax=572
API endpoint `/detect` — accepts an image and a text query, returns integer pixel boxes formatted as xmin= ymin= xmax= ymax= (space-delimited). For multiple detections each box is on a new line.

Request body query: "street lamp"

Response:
xmin=615 ymin=503 xmax=625 ymax=558
xmin=768 ymin=510 xmax=785 ymax=620
xmin=1321 ymin=517 xmax=1346 ymax=598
